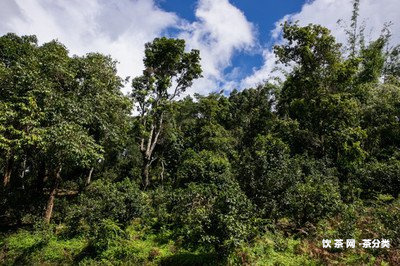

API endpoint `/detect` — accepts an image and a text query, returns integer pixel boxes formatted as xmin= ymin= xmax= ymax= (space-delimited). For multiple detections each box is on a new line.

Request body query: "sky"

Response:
xmin=1 ymin=0 xmax=400 ymax=95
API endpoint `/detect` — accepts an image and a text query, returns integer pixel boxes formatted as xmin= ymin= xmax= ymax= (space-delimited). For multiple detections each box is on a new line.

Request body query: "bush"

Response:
xmin=91 ymin=219 xmax=126 ymax=254
xmin=237 ymin=134 xmax=297 ymax=219
xmin=66 ymin=178 xmax=147 ymax=234
xmin=356 ymin=159 xmax=400 ymax=198
xmin=170 ymin=150 xmax=255 ymax=255
xmin=170 ymin=182 xmax=254 ymax=254
xmin=177 ymin=149 xmax=231 ymax=186
xmin=374 ymin=196 xmax=400 ymax=247
xmin=285 ymin=158 xmax=342 ymax=226
xmin=238 ymin=134 xmax=342 ymax=225
xmin=85 ymin=220 xmax=175 ymax=264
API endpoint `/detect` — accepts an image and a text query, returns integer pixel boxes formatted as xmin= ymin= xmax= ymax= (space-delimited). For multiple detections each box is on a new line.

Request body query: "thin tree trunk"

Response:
xmin=141 ymin=115 xmax=163 ymax=189
xmin=3 ymin=156 xmax=13 ymax=187
xmin=160 ymin=160 xmax=165 ymax=186
xmin=86 ymin=167 xmax=94 ymax=186
xmin=19 ymin=156 xmax=27 ymax=189
xmin=142 ymin=157 xmax=151 ymax=189
xmin=44 ymin=165 xmax=62 ymax=224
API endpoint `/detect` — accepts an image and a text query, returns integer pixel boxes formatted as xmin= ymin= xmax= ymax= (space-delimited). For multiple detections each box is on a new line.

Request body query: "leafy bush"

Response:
xmin=91 ymin=219 xmax=126 ymax=254
xmin=177 ymin=149 xmax=232 ymax=185
xmin=85 ymin=220 xmax=175 ymax=265
xmin=171 ymin=150 xmax=255 ymax=255
xmin=285 ymin=158 xmax=342 ymax=226
xmin=374 ymin=196 xmax=400 ymax=247
xmin=170 ymin=182 xmax=254 ymax=254
xmin=238 ymin=135 xmax=342 ymax=225
xmin=237 ymin=134 xmax=297 ymax=218
xmin=356 ymin=159 xmax=400 ymax=198
xmin=66 ymin=178 xmax=147 ymax=233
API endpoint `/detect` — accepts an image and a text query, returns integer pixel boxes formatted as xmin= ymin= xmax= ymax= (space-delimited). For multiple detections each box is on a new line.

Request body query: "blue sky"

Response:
xmin=160 ymin=0 xmax=304 ymax=40
xmin=224 ymin=0 xmax=304 ymax=83
xmin=158 ymin=0 xmax=306 ymax=89
xmin=1 ymin=0 xmax=400 ymax=95
xmin=202 ymin=0 xmax=304 ymax=82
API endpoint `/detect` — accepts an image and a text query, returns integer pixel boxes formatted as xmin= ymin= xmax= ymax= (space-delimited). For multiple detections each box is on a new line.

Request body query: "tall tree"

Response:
xmin=131 ymin=37 xmax=202 ymax=188
xmin=1 ymin=34 xmax=132 ymax=223
xmin=0 ymin=34 xmax=43 ymax=188
xmin=36 ymin=44 xmax=130 ymax=223
xmin=274 ymin=23 xmax=366 ymax=174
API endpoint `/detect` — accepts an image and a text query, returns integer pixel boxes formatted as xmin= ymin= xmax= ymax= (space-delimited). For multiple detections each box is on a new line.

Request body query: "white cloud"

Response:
xmin=0 ymin=0 xmax=256 ymax=96
xmin=243 ymin=0 xmax=400 ymax=89
xmin=240 ymin=50 xmax=280 ymax=89
xmin=178 ymin=0 xmax=256 ymax=95
xmin=2 ymin=0 xmax=399 ymax=95
xmin=0 ymin=0 xmax=179 ymax=93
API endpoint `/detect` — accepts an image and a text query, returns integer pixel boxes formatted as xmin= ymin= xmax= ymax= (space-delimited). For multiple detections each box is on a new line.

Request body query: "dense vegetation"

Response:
xmin=1 ymin=9 xmax=400 ymax=265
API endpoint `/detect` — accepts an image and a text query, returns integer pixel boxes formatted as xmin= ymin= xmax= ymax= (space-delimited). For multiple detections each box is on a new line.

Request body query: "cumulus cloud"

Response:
xmin=240 ymin=50 xmax=279 ymax=89
xmin=7 ymin=0 xmax=397 ymax=95
xmin=0 ymin=0 xmax=179 ymax=93
xmin=243 ymin=0 xmax=400 ymax=89
xmin=178 ymin=0 xmax=256 ymax=95
xmin=0 ymin=0 xmax=256 ymax=96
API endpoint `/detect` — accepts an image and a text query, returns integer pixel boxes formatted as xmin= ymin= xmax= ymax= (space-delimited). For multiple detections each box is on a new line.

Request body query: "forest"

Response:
xmin=1 ymin=6 xmax=400 ymax=266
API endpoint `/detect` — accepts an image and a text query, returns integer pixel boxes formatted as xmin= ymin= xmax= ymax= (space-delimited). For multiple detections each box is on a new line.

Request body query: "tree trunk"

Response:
xmin=86 ymin=167 xmax=94 ymax=186
xmin=3 ymin=156 xmax=13 ymax=187
xmin=44 ymin=165 xmax=62 ymax=224
xmin=160 ymin=160 xmax=165 ymax=186
xmin=140 ymin=114 xmax=163 ymax=189
xmin=19 ymin=156 xmax=27 ymax=189
xmin=142 ymin=157 xmax=150 ymax=189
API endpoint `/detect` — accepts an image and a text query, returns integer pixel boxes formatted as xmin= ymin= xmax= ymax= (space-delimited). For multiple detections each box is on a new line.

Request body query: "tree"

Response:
xmin=0 ymin=34 xmax=43 ymax=187
xmin=131 ymin=37 xmax=202 ymax=188
xmin=274 ymin=23 xmax=366 ymax=174
xmin=35 ymin=42 xmax=130 ymax=223
xmin=69 ymin=53 xmax=132 ymax=185
xmin=40 ymin=123 xmax=103 ymax=223
xmin=38 ymin=50 xmax=131 ymax=223
xmin=227 ymin=84 xmax=277 ymax=149
xmin=384 ymin=44 xmax=400 ymax=84
xmin=171 ymin=150 xmax=254 ymax=254
xmin=357 ymin=38 xmax=386 ymax=84
xmin=0 ymin=34 xmax=132 ymax=223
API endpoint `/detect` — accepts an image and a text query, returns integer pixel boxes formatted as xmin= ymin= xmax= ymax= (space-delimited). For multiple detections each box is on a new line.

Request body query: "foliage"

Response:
xmin=170 ymin=150 xmax=255 ymax=254
xmin=66 ymin=178 xmax=146 ymax=233
xmin=1 ymin=12 xmax=400 ymax=265
xmin=131 ymin=37 xmax=202 ymax=188
xmin=284 ymin=157 xmax=342 ymax=226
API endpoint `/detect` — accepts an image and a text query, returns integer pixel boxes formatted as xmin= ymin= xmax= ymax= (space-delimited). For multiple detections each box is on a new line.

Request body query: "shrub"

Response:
xmin=66 ymin=178 xmax=146 ymax=233
xmin=171 ymin=182 xmax=254 ymax=253
xmin=177 ymin=149 xmax=231 ymax=185
xmin=356 ymin=159 xmax=400 ymax=198
xmin=91 ymin=219 xmax=126 ymax=254
xmin=238 ymin=134 xmax=342 ymax=225
xmin=374 ymin=197 xmax=400 ymax=247
xmin=285 ymin=158 xmax=342 ymax=226
xmin=237 ymin=134 xmax=297 ymax=219
xmin=171 ymin=150 xmax=255 ymax=255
